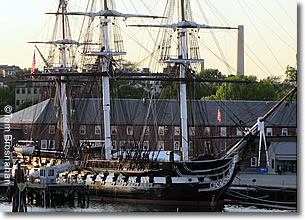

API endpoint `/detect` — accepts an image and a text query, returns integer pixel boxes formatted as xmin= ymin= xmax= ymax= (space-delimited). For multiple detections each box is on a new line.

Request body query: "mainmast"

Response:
xmin=60 ymin=0 xmax=70 ymax=154
xmin=128 ymin=0 xmax=238 ymax=161
xmin=179 ymin=0 xmax=189 ymax=161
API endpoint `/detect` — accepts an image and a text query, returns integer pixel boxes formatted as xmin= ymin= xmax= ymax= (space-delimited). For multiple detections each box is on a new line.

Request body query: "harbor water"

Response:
xmin=0 ymin=200 xmax=296 ymax=213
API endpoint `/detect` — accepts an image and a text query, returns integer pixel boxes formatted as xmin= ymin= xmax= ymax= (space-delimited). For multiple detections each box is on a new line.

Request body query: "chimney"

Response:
xmin=237 ymin=25 xmax=244 ymax=75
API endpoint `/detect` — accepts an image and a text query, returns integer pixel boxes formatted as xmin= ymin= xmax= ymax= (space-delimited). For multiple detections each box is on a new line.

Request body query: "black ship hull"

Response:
xmin=58 ymin=155 xmax=239 ymax=210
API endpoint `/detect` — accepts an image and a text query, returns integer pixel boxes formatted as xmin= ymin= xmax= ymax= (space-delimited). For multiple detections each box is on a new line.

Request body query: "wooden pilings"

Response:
xmin=12 ymin=163 xmax=27 ymax=212
xmin=11 ymin=183 xmax=89 ymax=210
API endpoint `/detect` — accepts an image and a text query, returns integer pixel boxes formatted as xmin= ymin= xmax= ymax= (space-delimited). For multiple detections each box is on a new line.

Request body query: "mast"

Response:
xmin=56 ymin=1 xmax=164 ymax=160
xmin=179 ymin=0 xmax=189 ymax=161
xmin=128 ymin=1 xmax=237 ymax=161
xmin=102 ymin=0 xmax=112 ymax=160
xmin=60 ymin=0 xmax=69 ymax=155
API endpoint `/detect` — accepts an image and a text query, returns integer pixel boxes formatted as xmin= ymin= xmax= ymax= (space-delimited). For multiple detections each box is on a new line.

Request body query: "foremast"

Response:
xmin=63 ymin=0 xmax=164 ymax=160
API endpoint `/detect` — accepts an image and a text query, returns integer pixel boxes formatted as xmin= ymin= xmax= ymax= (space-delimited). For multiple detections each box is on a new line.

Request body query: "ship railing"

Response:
xmin=181 ymin=158 xmax=233 ymax=174
xmin=176 ymin=161 xmax=232 ymax=179
xmin=176 ymin=156 xmax=238 ymax=179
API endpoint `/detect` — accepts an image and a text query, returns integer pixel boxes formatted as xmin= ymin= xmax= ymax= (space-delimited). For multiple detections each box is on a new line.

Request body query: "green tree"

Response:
xmin=276 ymin=55 xmax=297 ymax=100
xmin=194 ymin=69 xmax=224 ymax=100
xmin=115 ymin=83 xmax=147 ymax=99
xmin=0 ymin=83 xmax=15 ymax=114
xmin=16 ymin=99 xmax=39 ymax=111
xmin=213 ymin=75 xmax=278 ymax=101
xmin=160 ymin=68 xmax=223 ymax=100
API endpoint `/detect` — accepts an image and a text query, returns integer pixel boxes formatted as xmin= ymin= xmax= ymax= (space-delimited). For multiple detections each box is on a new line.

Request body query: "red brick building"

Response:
xmin=0 ymin=98 xmax=297 ymax=171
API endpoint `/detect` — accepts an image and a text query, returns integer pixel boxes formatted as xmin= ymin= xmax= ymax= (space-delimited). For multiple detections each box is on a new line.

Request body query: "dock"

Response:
xmin=225 ymin=172 xmax=297 ymax=210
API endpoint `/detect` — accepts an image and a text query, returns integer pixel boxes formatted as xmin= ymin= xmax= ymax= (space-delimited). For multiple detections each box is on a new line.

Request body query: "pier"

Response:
xmin=225 ymin=172 xmax=297 ymax=210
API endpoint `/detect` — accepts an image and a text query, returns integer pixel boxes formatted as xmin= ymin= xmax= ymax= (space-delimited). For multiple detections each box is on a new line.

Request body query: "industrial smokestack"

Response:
xmin=237 ymin=25 xmax=244 ymax=75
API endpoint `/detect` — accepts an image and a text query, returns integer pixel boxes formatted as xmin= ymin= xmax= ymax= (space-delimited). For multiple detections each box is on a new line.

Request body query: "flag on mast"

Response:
xmin=217 ymin=108 xmax=222 ymax=123
xmin=31 ymin=50 xmax=36 ymax=77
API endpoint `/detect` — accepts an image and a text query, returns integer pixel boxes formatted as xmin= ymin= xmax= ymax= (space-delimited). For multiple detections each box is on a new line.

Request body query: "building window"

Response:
xmin=204 ymin=127 xmax=211 ymax=136
xmin=49 ymin=140 xmax=55 ymax=150
xmin=144 ymin=127 xmax=150 ymax=135
xmin=41 ymin=140 xmax=48 ymax=150
xmin=16 ymin=100 xmax=20 ymax=106
xmin=189 ymin=127 xmax=195 ymax=136
xmin=143 ymin=141 xmax=149 ymax=151
xmin=281 ymin=128 xmax=288 ymax=136
xmin=126 ymin=141 xmax=132 ymax=150
xmin=266 ymin=128 xmax=272 ymax=136
xmin=158 ymin=126 xmax=165 ymax=136
xmin=127 ymin=126 xmax=133 ymax=136
xmin=34 ymin=88 xmax=37 ymax=94
xmin=251 ymin=157 xmax=257 ymax=167
xmin=24 ymin=126 xmax=28 ymax=135
xmin=22 ymin=88 xmax=25 ymax=94
xmin=220 ymin=142 xmax=226 ymax=152
xmin=157 ymin=141 xmax=165 ymax=150
xmin=174 ymin=127 xmax=180 ymax=136
xmin=119 ymin=141 xmax=126 ymax=151
xmin=16 ymin=88 xmax=20 ymax=94
xmin=189 ymin=141 xmax=194 ymax=157
xmin=79 ymin=125 xmax=86 ymax=135
xmin=48 ymin=169 xmax=55 ymax=177
xmin=174 ymin=141 xmax=180 ymax=151
xmin=236 ymin=128 xmax=243 ymax=136
xmin=28 ymin=88 xmax=31 ymax=94
xmin=204 ymin=141 xmax=211 ymax=154
xmin=49 ymin=125 xmax=55 ymax=134
xmin=95 ymin=125 xmax=101 ymax=135
xmin=220 ymin=127 xmax=226 ymax=137
xmin=112 ymin=141 xmax=117 ymax=150
xmin=111 ymin=126 xmax=117 ymax=135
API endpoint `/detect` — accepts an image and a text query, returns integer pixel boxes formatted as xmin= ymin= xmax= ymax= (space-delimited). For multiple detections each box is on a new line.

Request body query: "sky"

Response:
xmin=0 ymin=0 xmax=298 ymax=80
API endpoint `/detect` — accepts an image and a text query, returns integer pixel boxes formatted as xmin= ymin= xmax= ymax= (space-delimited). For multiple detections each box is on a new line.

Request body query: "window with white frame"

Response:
xmin=174 ymin=141 xmax=180 ymax=151
xmin=220 ymin=141 xmax=226 ymax=152
xmin=24 ymin=126 xmax=28 ymax=135
xmin=143 ymin=141 xmax=149 ymax=151
xmin=49 ymin=125 xmax=56 ymax=135
xmin=174 ymin=126 xmax=180 ymax=136
xmin=79 ymin=125 xmax=86 ymax=135
xmin=281 ymin=128 xmax=288 ymax=136
xmin=79 ymin=140 xmax=85 ymax=147
xmin=157 ymin=141 xmax=165 ymax=150
xmin=220 ymin=127 xmax=226 ymax=137
xmin=144 ymin=127 xmax=150 ymax=135
xmin=189 ymin=127 xmax=195 ymax=136
xmin=41 ymin=140 xmax=48 ymax=150
xmin=126 ymin=141 xmax=132 ymax=150
xmin=266 ymin=128 xmax=272 ymax=136
xmin=132 ymin=141 xmax=138 ymax=150
xmin=49 ymin=140 xmax=55 ymax=150
xmin=127 ymin=126 xmax=133 ymax=136
xmin=236 ymin=128 xmax=243 ymax=136
xmin=189 ymin=141 xmax=194 ymax=156
xmin=95 ymin=125 xmax=101 ymax=135
xmin=204 ymin=127 xmax=211 ymax=136
xmin=204 ymin=141 xmax=211 ymax=153
xmin=158 ymin=126 xmax=165 ymax=135
xmin=251 ymin=157 xmax=257 ymax=167
xmin=111 ymin=126 xmax=117 ymax=135
xmin=119 ymin=141 xmax=126 ymax=151
xmin=112 ymin=141 xmax=117 ymax=150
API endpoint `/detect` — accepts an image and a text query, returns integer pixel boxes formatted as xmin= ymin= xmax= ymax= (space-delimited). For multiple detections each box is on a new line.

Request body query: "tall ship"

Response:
xmin=3 ymin=0 xmax=296 ymax=211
